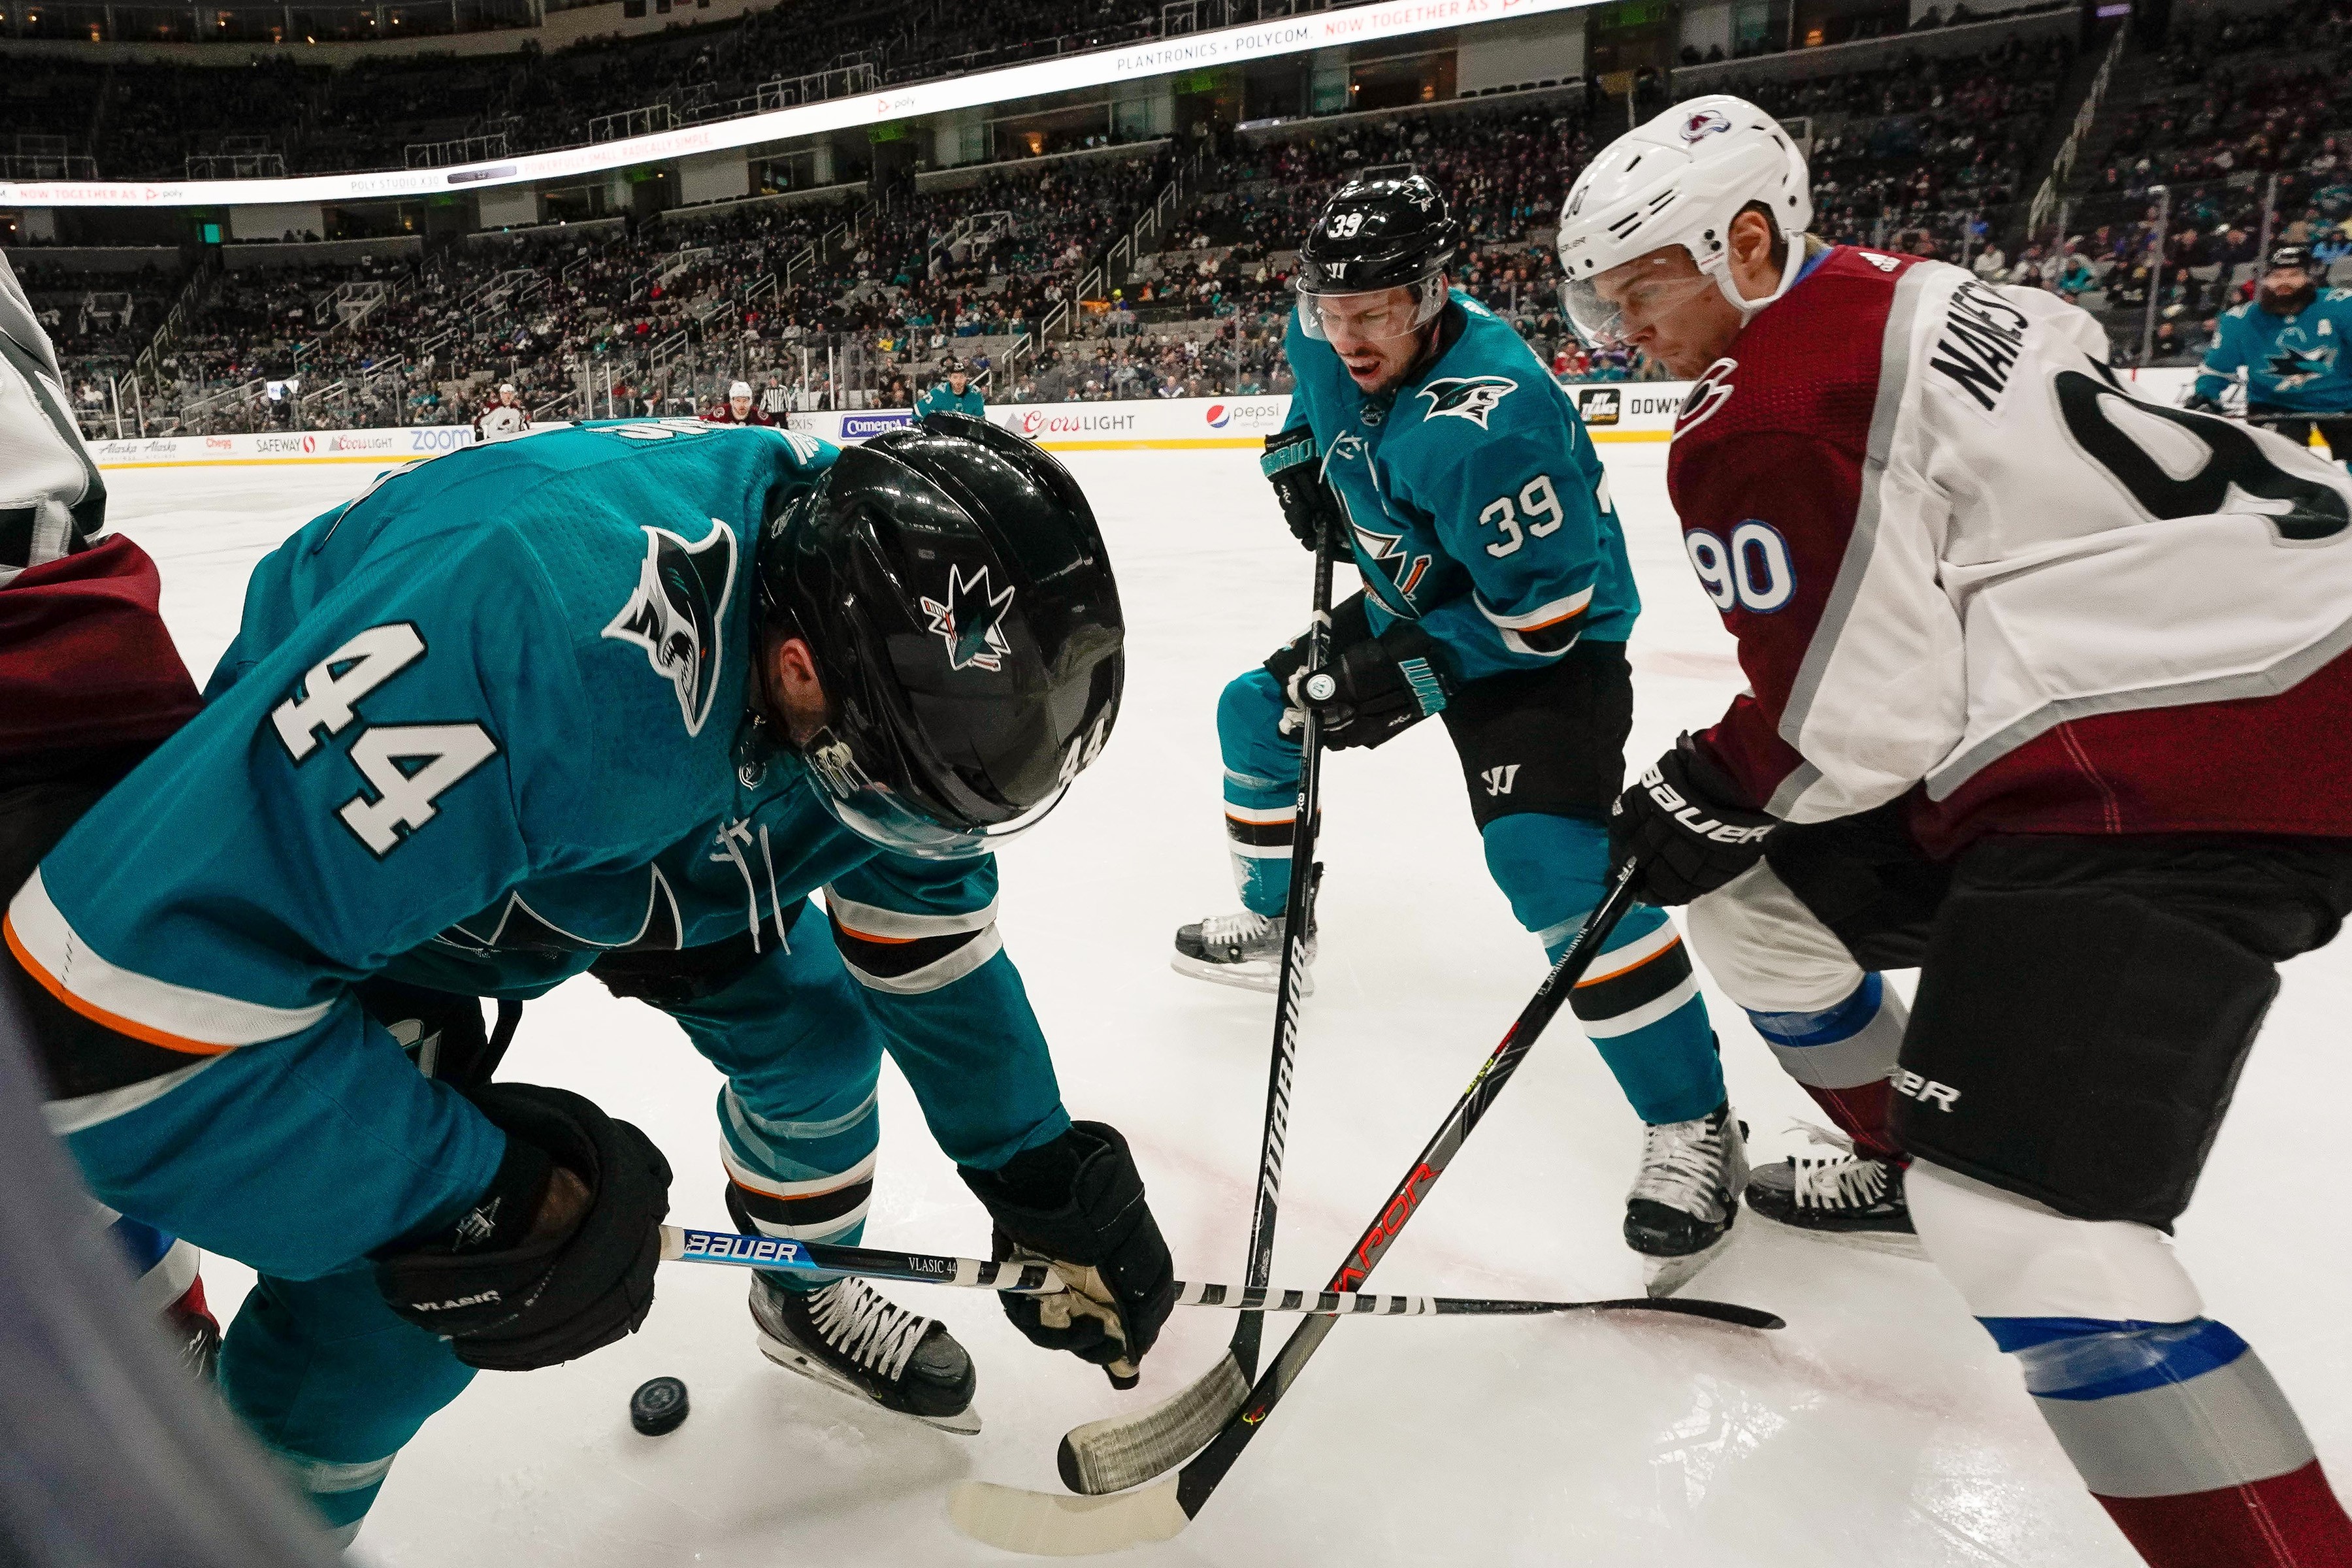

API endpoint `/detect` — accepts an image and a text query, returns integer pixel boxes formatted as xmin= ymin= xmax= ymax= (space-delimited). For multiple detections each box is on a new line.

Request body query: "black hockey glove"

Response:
xmin=2183 ymin=393 xmax=2226 ymax=414
xmin=1264 ymin=595 xmax=1450 ymax=753
xmin=373 ymin=1083 xmax=672 ymax=1372
xmin=1609 ymin=734 xmax=1778 ymax=906
xmin=1262 ymin=425 xmax=1346 ymax=553
xmin=960 ymin=1121 xmax=1175 ymax=1391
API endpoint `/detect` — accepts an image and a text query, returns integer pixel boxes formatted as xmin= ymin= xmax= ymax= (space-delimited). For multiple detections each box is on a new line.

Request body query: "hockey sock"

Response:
xmin=717 ymin=1083 xmax=879 ymax=1291
xmin=2005 ymin=1318 xmax=2352 ymax=1568
xmin=1218 ymin=668 xmax=1309 ymax=917
xmin=1746 ymin=975 xmax=1906 ymax=1160
xmin=1484 ymin=814 xmax=1723 ymax=1126
xmin=1911 ymin=1164 xmax=2352 ymax=1568
xmin=1222 ymin=789 xmax=1311 ymax=918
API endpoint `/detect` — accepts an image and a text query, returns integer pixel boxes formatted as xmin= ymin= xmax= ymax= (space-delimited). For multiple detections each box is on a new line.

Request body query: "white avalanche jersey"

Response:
xmin=1665 ymin=246 xmax=2352 ymax=855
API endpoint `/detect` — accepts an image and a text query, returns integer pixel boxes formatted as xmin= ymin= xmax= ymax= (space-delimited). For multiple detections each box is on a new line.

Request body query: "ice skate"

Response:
xmin=749 ymin=1271 xmax=980 ymax=1435
xmin=1170 ymin=909 xmax=1315 ymax=996
xmin=1744 ymin=1128 xmax=1925 ymax=1260
xmin=1625 ymin=1103 xmax=1747 ymax=1298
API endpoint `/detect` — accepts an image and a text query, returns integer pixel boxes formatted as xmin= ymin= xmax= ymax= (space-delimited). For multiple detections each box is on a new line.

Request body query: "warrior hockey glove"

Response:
xmin=960 ymin=1121 xmax=1175 ymax=1391
xmin=373 ymin=1083 xmax=672 ymax=1372
xmin=1264 ymin=594 xmax=1450 ymax=752
xmin=1610 ymin=733 xmax=1778 ymax=906
xmin=1262 ymin=425 xmax=1347 ymax=553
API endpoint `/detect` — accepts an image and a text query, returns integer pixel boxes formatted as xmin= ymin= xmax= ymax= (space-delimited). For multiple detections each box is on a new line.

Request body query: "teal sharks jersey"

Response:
xmin=12 ymin=420 xmax=1062 ymax=1169
xmin=2197 ymin=288 xmax=2352 ymax=413
xmin=915 ymin=384 xmax=987 ymax=420
xmin=1282 ymin=291 xmax=1639 ymax=682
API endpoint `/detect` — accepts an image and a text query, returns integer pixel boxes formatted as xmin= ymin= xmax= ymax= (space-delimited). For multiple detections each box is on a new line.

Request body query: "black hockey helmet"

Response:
xmin=2266 ymin=243 xmax=2315 ymax=274
xmin=1294 ymin=171 xmax=1458 ymax=342
xmin=756 ymin=412 xmax=1122 ymax=860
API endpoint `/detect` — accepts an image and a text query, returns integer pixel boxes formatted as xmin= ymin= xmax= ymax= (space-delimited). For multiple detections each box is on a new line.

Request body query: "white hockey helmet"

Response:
xmin=1554 ymin=95 xmax=1813 ymax=348
xmin=730 ymin=380 xmax=754 ymax=399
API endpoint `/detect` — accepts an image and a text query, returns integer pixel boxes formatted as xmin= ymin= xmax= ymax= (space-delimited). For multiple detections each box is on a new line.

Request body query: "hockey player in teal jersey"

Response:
xmin=2 ymin=414 xmax=1175 ymax=1543
xmin=2191 ymin=243 xmax=2352 ymax=464
xmin=1169 ymin=174 xmax=1744 ymax=1292
xmin=915 ymin=359 xmax=987 ymax=420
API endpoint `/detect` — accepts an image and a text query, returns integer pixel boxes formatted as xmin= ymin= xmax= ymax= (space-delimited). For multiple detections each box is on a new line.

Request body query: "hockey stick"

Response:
xmin=949 ymin=864 xmax=1687 ymax=1555
xmin=1064 ymin=502 xmax=1344 ymax=1492
xmin=661 ymin=1225 xmax=1782 ymax=1327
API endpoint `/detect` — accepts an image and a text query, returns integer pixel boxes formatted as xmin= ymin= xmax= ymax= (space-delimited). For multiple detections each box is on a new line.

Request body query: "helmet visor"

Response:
xmin=800 ymin=726 xmax=1068 ymax=861
xmin=1560 ymin=248 xmax=1722 ymax=351
xmin=1294 ymin=276 xmax=1448 ymax=343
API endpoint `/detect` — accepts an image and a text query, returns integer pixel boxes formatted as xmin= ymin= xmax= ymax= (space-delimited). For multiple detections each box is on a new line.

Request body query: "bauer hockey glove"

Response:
xmin=1609 ymin=733 xmax=1778 ymax=906
xmin=1264 ymin=598 xmax=1450 ymax=753
xmin=1262 ymin=425 xmax=1347 ymax=553
xmin=373 ymin=1083 xmax=672 ymax=1372
xmin=960 ymin=1121 xmax=1175 ymax=1391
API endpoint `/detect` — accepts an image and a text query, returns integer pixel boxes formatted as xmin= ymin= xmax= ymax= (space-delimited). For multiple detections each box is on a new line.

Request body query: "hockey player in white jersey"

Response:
xmin=1556 ymin=95 xmax=2352 ymax=1568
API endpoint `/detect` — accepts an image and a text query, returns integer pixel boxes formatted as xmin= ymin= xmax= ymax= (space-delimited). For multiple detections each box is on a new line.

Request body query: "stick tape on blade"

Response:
xmin=947 ymin=1478 xmax=1188 ymax=1557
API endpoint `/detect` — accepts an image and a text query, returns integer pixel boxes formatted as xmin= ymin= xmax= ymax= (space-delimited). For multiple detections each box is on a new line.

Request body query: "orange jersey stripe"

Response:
xmin=2 ymin=912 xmax=234 ymax=1056
xmin=1575 ymin=932 xmax=1684 ymax=989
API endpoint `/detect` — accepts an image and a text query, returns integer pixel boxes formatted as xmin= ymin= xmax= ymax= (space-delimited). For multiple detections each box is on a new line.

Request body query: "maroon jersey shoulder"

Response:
xmin=1669 ymin=246 xmax=1917 ymax=465
xmin=0 ymin=536 xmax=200 ymax=762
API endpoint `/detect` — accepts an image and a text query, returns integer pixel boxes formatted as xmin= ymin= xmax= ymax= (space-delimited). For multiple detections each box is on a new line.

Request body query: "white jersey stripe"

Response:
xmin=7 ymin=869 xmax=335 ymax=1051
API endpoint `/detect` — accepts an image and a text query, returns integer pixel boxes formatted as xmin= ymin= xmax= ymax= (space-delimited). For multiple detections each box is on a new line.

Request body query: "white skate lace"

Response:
xmin=1629 ymin=1115 xmax=1731 ymax=1222
xmin=808 ymin=1279 xmax=932 ymax=1382
xmin=1789 ymin=1154 xmax=1891 ymax=1211
xmin=1198 ymin=910 xmax=1273 ymax=957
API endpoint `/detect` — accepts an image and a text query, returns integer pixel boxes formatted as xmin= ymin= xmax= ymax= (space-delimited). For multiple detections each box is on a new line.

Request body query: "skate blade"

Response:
xmin=1747 ymin=1211 xmax=1929 ymax=1262
xmin=1640 ymin=1226 xmax=1738 ymax=1299
xmin=1168 ymin=952 xmax=1311 ymax=997
xmin=755 ymin=1330 xmax=982 ymax=1435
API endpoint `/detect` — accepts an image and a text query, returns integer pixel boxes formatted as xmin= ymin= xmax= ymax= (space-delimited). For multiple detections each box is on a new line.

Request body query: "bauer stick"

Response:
xmin=950 ymin=864 xmax=1688 ymax=1556
xmin=659 ymin=1225 xmax=1780 ymax=1328
xmin=1070 ymin=485 xmax=1345 ymax=1494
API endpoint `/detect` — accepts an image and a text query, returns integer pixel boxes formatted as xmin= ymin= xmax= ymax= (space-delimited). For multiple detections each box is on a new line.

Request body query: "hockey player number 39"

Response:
xmin=268 ymin=621 xmax=500 ymax=857
xmin=1477 ymin=474 xmax=1567 ymax=557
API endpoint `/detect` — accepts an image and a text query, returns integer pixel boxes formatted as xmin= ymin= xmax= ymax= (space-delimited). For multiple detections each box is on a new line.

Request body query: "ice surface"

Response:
xmin=98 ymin=444 xmax=2352 ymax=1567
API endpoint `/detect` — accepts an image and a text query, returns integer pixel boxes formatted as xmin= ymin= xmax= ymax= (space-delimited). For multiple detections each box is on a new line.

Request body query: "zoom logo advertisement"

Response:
xmin=409 ymin=427 xmax=473 ymax=453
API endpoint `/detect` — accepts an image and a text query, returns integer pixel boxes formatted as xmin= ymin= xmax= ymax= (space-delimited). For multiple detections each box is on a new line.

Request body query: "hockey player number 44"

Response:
xmin=269 ymin=621 xmax=500 ymax=857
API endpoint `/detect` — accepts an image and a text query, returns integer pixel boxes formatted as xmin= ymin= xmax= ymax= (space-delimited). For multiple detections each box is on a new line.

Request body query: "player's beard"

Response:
xmin=2261 ymin=281 xmax=2317 ymax=316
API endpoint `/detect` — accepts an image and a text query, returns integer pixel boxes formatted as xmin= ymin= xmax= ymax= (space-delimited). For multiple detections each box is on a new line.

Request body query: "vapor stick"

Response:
xmin=1054 ymin=500 xmax=1343 ymax=1495
xmin=949 ymin=866 xmax=1725 ymax=1556
xmin=662 ymin=1226 xmax=1781 ymax=1328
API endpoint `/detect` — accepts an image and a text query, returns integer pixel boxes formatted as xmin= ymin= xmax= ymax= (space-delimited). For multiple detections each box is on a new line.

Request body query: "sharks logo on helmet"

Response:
xmin=1417 ymin=375 xmax=1518 ymax=429
xmin=919 ymin=563 xmax=1017 ymax=673
xmin=602 ymin=517 xmax=738 ymax=736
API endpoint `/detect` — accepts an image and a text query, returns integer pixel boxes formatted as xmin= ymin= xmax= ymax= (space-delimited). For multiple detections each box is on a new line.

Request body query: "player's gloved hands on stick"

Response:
xmin=1264 ymin=596 xmax=1450 ymax=752
xmin=1262 ymin=425 xmax=1346 ymax=553
xmin=960 ymin=1120 xmax=1175 ymax=1390
xmin=2183 ymin=393 xmax=2226 ymax=414
xmin=1610 ymin=733 xmax=1778 ymax=906
xmin=373 ymin=1083 xmax=672 ymax=1371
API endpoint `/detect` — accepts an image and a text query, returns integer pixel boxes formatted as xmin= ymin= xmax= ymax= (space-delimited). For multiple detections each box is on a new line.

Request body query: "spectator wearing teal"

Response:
xmin=915 ymin=361 xmax=986 ymax=419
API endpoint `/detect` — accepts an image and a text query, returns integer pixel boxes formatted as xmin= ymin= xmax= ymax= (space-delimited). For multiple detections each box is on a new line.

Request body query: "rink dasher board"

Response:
xmin=84 ymin=372 xmax=2204 ymax=469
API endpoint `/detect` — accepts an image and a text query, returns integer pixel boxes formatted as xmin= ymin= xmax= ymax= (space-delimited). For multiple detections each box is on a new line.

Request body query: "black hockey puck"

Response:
xmin=629 ymin=1376 xmax=689 ymax=1437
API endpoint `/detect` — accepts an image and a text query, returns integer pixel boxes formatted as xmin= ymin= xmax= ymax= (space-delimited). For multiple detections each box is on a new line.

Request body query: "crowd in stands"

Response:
xmin=41 ymin=2 xmax=2310 ymax=429
xmin=2045 ymin=0 xmax=2352 ymax=363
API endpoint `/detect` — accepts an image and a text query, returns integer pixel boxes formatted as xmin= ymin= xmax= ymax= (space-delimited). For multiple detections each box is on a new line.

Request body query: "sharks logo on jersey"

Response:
xmin=2268 ymin=336 xmax=2336 ymax=389
xmin=1418 ymin=376 xmax=1518 ymax=429
xmin=919 ymin=563 xmax=1015 ymax=672
xmin=1351 ymin=517 xmax=1432 ymax=613
xmin=602 ymin=517 xmax=738 ymax=736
